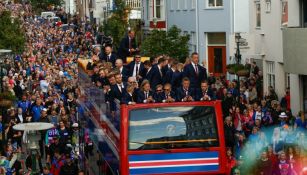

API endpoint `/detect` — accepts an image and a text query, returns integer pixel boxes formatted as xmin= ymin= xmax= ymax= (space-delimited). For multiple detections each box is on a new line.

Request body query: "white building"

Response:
xmin=241 ymin=0 xmax=288 ymax=101
xmin=283 ymin=0 xmax=307 ymax=115
xmin=64 ymin=0 xmax=77 ymax=15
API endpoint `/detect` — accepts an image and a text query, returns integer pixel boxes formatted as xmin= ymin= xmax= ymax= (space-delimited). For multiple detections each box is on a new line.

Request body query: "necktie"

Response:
xmin=129 ymin=38 xmax=132 ymax=49
xmin=184 ymin=89 xmax=188 ymax=96
xmin=166 ymin=94 xmax=169 ymax=99
xmin=195 ymin=64 xmax=199 ymax=75
xmin=107 ymin=55 xmax=110 ymax=62
xmin=118 ymin=85 xmax=122 ymax=93
xmin=135 ymin=63 xmax=139 ymax=76
xmin=145 ymin=92 xmax=148 ymax=99
xmin=159 ymin=68 xmax=162 ymax=77
xmin=131 ymin=94 xmax=134 ymax=102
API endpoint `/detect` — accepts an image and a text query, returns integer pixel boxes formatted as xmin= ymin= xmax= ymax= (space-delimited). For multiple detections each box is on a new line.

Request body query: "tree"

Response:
xmin=141 ymin=26 xmax=190 ymax=62
xmin=30 ymin=0 xmax=63 ymax=12
xmin=0 ymin=11 xmax=25 ymax=53
xmin=103 ymin=0 xmax=129 ymax=50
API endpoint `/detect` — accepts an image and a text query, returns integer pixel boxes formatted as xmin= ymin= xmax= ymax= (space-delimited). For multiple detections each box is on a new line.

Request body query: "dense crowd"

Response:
xmin=0 ymin=1 xmax=306 ymax=175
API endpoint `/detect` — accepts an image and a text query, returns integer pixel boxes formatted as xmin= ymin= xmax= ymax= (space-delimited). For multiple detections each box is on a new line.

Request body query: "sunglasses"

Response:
xmin=164 ymin=88 xmax=170 ymax=91
xmin=156 ymin=89 xmax=163 ymax=92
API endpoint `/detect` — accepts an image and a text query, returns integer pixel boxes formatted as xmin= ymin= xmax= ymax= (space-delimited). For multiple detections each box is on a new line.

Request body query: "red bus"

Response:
xmin=78 ymin=65 xmax=226 ymax=175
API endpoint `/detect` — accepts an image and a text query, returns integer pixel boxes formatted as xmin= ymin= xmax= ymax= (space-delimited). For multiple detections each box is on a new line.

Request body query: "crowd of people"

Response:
xmin=0 ymin=1 xmax=306 ymax=175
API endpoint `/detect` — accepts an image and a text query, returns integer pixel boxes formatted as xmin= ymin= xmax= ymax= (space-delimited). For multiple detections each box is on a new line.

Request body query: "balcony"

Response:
xmin=283 ymin=28 xmax=307 ymax=75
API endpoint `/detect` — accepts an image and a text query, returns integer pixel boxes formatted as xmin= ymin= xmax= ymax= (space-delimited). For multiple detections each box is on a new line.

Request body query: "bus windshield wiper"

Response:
xmin=129 ymin=141 xmax=172 ymax=152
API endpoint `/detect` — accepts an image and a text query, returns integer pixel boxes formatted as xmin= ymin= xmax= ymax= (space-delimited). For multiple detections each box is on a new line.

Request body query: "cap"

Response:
xmin=279 ymin=112 xmax=287 ymax=118
xmin=72 ymin=123 xmax=79 ymax=128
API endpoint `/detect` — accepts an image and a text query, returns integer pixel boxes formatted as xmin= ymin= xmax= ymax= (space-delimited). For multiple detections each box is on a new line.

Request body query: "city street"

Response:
xmin=0 ymin=0 xmax=306 ymax=175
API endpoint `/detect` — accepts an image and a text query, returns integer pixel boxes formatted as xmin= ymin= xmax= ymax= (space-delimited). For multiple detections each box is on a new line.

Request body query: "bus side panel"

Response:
xmin=214 ymin=101 xmax=227 ymax=174
xmin=87 ymin=117 xmax=120 ymax=174
xmin=120 ymin=105 xmax=129 ymax=175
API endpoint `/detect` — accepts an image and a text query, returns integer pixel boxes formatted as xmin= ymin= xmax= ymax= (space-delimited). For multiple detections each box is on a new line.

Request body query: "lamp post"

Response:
xmin=235 ymin=33 xmax=242 ymax=103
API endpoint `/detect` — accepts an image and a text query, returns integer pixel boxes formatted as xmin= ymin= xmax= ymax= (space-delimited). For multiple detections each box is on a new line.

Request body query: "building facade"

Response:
xmin=165 ymin=0 xmax=249 ymax=77
xmin=142 ymin=0 xmax=167 ymax=32
xmin=283 ymin=0 xmax=307 ymax=115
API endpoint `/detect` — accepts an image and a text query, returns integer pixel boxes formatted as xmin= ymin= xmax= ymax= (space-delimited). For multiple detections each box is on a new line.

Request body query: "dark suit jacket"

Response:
xmin=176 ymin=87 xmax=195 ymax=102
xmin=110 ymin=83 xmax=127 ymax=100
xmin=121 ymin=91 xmax=136 ymax=104
xmin=148 ymin=65 xmax=163 ymax=90
xmin=171 ymin=71 xmax=183 ymax=89
xmin=101 ymin=52 xmax=117 ymax=66
xmin=127 ymin=61 xmax=145 ymax=77
xmin=164 ymin=69 xmax=174 ymax=84
xmin=119 ymin=67 xmax=129 ymax=82
xmin=143 ymin=67 xmax=153 ymax=81
xmin=157 ymin=91 xmax=176 ymax=103
xmin=117 ymin=36 xmax=137 ymax=62
xmin=183 ymin=64 xmax=207 ymax=88
xmin=195 ymin=88 xmax=214 ymax=101
xmin=136 ymin=90 xmax=155 ymax=103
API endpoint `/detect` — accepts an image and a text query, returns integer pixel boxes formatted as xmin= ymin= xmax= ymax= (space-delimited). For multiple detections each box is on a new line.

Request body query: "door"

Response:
xmin=208 ymin=46 xmax=226 ymax=76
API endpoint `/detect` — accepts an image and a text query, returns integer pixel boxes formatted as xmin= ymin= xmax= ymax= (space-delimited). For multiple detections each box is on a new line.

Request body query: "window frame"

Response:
xmin=267 ymin=61 xmax=275 ymax=89
xmin=191 ymin=0 xmax=196 ymax=10
xmin=255 ymin=1 xmax=261 ymax=29
xmin=154 ymin=0 xmax=164 ymax=20
xmin=207 ymin=0 xmax=224 ymax=8
xmin=265 ymin=0 xmax=271 ymax=13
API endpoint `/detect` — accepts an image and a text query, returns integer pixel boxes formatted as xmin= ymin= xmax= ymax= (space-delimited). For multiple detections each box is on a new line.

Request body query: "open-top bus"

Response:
xmin=78 ymin=60 xmax=227 ymax=175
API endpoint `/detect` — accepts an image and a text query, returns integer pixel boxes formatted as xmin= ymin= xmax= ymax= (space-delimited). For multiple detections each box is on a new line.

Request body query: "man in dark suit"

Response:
xmin=137 ymin=80 xmax=155 ymax=103
xmin=176 ymin=77 xmax=195 ymax=102
xmin=110 ymin=73 xmax=127 ymax=101
xmin=148 ymin=57 xmax=166 ymax=90
xmin=183 ymin=52 xmax=207 ymax=89
xmin=142 ymin=60 xmax=153 ymax=80
xmin=196 ymin=81 xmax=214 ymax=101
xmin=164 ymin=60 xmax=178 ymax=84
xmin=101 ymin=46 xmax=117 ymax=66
xmin=115 ymin=59 xmax=129 ymax=82
xmin=117 ymin=30 xmax=139 ymax=63
xmin=127 ymin=55 xmax=145 ymax=82
xmin=157 ymin=83 xmax=176 ymax=103
xmin=121 ymin=85 xmax=136 ymax=105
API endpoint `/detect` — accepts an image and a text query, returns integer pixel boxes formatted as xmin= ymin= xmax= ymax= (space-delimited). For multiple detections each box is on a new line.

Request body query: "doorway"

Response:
xmin=208 ymin=46 xmax=226 ymax=76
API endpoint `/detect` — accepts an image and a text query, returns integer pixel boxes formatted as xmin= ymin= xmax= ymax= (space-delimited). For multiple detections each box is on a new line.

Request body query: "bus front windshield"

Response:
xmin=128 ymin=106 xmax=220 ymax=150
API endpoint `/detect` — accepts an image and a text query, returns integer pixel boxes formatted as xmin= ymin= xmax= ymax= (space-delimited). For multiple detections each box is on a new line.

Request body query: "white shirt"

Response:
xmin=132 ymin=62 xmax=140 ymax=77
xmin=192 ymin=62 xmax=198 ymax=72
xmin=18 ymin=114 xmax=23 ymax=123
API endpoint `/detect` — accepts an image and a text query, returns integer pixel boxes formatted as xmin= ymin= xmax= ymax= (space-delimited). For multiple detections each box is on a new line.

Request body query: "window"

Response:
xmin=191 ymin=0 xmax=196 ymax=9
xmin=155 ymin=0 xmax=164 ymax=19
xmin=149 ymin=0 xmax=153 ymax=20
xmin=170 ymin=0 xmax=174 ymax=10
xmin=208 ymin=0 xmax=223 ymax=8
xmin=255 ymin=2 xmax=261 ymax=28
xmin=183 ymin=0 xmax=188 ymax=10
xmin=267 ymin=61 xmax=275 ymax=89
xmin=281 ymin=0 xmax=288 ymax=27
xmin=265 ymin=0 xmax=271 ymax=13
xmin=128 ymin=106 xmax=219 ymax=150
xmin=285 ymin=73 xmax=290 ymax=89
xmin=190 ymin=32 xmax=197 ymax=52
xmin=177 ymin=0 xmax=180 ymax=10
xmin=207 ymin=32 xmax=226 ymax=45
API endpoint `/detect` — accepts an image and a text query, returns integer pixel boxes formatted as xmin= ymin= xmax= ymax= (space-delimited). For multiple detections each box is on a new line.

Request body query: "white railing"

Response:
xmin=125 ymin=0 xmax=141 ymax=9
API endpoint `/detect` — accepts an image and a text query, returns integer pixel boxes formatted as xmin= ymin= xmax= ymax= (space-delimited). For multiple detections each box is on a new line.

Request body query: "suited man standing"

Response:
xmin=127 ymin=55 xmax=144 ymax=82
xmin=148 ymin=57 xmax=167 ymax=90
xmin=196 ymin=81 xmax=214 ymax=101
xmin=102 ymin=46 xmax=117 ymax=66
xmin=118 ymin=30 xmax=139 ymax=63
xmin=115 ymin=59 xmax=129 ymax=82
xmin=94 ymin=46 xmax=103 ymax=60
xmin=183 ymin=52 xmax=207 ymax=89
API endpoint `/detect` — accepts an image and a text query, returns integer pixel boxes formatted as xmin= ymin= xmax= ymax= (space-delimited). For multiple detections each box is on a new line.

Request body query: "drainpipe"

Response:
xmin=196 ymin=0 xmax=199 ymax=53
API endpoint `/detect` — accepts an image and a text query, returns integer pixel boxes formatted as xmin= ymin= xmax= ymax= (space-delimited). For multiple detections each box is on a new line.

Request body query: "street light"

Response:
xmin=235 ymin=33 xmax=242 ymax=103
xmin=0 ymin=49 xmax=12 ymax=93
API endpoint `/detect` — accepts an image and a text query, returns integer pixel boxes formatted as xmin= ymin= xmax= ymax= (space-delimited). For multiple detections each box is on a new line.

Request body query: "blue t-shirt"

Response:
xmin=31 ymin=105 xmax=43 ymax=122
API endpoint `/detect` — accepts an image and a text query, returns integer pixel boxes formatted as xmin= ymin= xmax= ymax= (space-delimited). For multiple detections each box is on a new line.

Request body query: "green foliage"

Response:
xmin=103 ymin=0 xmax=129 ymax=50
xmin=30 ymin=0 xmax=63 ymax=12
xmin=0 ymin=91 xmax=17 ymax=101
xmin=141 ymin=26 xmax=190 ymax=62
xmin=226 ymin=64 xmax=249 ymax=74
xmin=0 ymin=11 xmax=25 ymax=53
